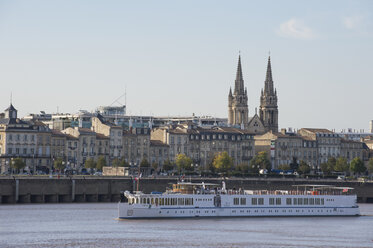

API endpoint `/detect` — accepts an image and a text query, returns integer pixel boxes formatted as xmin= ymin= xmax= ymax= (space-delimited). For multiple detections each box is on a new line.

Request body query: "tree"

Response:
xmin=162 ymin=159 xmax=174 ymax=172
xmin=289 ymin=157 xmax=299 ymax=171
xmin=85 ymin=158 xmax=96 ymax=170
xmin=175 ymin=154 xmax=193 ymax=173
xmin=368 ymin=158 xmax=373 ymax=175
xmin=249 ymin=151 xmax=271 ymax=172
xmin=119 ymin=158 xmax=129 ymax=167
xmin=207 ymin=160 xmax=215 ymax=173
xmin=152 ymin=162 xmax=159 ymax=173
xmin=327 ymin=157 xmax=337 ymax=172
xmin=140 ymin=158 xmax=150 ymax=167
xmin=96 ymin=156 xmax=107 ymax=171
xmin=236 ymin=163 xmax=249 ymax=173
xmin=320 ymin=162 xmax=333 ymax=175
xmin=334 ymin=157 xmax=349 ymax=173
xmin=278 ymin=164 xmax=291 ymax=171
xmin=350 ymin=157 xmax=366 ymax=175
xmin=212 ymin=151 xmax=233 ymax=175
xmin=298 ymin=160 xmax=311 ymax=174
xmin=54 ymin=158 xmax=65 ymax=171
xmin=112 ymin=158 xmax=120 ymax=167
xmin=11 ymin=158 xmax=26 ymax=173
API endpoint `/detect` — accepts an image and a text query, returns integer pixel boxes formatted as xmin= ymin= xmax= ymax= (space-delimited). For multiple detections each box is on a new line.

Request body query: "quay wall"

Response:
xmin=1 ymin=177 xmax=373 ymax=204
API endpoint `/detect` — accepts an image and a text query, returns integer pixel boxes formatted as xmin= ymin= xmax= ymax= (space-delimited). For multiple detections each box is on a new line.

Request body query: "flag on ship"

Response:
xmin=135 ymin=173 xmax=142 ymax=181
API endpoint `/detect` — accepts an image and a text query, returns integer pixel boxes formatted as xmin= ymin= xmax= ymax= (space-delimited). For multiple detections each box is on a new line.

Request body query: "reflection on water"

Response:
xmin=1 ymin=203 xmax=373 ymax=248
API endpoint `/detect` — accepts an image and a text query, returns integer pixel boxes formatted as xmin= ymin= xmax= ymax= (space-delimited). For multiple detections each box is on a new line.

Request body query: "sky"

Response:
xmin=0 ymin=0 xmax=372 ymax=132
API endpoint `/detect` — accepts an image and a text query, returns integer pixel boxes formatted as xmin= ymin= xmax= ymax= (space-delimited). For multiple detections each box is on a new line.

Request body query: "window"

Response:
xmin=276 ymin=198 xmax=281 ymax=205
xmin=233 ymin=198 xmax=239 ymax=205
xmin=269 ymin=198 xmax=275 ymax=205
xmin=258 ymin=198 xmax=264 ymax=205
xmin=251 ymin=198 xmax=257 ymax=205
xmin=286 ymin=198 xmax=292 ymax=205
xmin=240 ymin=198 xmax=246 ymax=205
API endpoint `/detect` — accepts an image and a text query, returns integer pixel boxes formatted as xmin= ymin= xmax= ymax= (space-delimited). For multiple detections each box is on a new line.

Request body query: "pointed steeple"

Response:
xmin=234 ymin=55 xmax=244 ymax=93
xmin=229 ymin=87 xmax=232 ymax=97
xmin=264 ymin=56 xmax=274 ymax=94
xmin=259 ymin=54 xmax=278 ymax=133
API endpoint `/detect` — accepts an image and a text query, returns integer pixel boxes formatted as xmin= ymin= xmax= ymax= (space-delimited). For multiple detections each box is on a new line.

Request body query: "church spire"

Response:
xmin=228 ymin=54 xmax=248 ymax=128
xmin=264 ymin=56 xmax=274 ymax=94
xmin=234 ymin=55 xmax=244 ymax=94
xmin=260 ymin=54 xmax=278 ymax=133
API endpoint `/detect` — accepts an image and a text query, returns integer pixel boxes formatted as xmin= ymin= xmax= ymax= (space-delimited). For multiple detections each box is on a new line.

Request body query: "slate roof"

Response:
xmin=301 ymin=128 xmax=333 ymax=134
xmin=4 ymin=104 xmax=16 ymax=112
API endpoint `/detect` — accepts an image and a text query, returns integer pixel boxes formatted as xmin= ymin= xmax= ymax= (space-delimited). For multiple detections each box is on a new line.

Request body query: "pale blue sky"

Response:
xmin=0 ymin=0 xmax=372 ymax=131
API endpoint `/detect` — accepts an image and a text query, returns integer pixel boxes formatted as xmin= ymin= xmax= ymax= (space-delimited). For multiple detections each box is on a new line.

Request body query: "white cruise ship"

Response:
xmin=118 ymin=182 xmax=360 ymax=219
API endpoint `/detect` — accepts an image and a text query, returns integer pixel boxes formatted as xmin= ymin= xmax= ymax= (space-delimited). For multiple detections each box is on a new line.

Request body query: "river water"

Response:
xmin=0 ymin=203 xmax=372 ymax=248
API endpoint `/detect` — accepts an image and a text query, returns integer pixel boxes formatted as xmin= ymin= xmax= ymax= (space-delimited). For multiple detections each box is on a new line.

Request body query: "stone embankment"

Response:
xmin=0 ymin=176 xmax=372 ymax=204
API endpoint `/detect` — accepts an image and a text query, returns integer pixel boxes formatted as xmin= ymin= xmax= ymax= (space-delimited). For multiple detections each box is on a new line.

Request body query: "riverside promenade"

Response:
xmin=1 ymin=176 xmax=373 ymax=204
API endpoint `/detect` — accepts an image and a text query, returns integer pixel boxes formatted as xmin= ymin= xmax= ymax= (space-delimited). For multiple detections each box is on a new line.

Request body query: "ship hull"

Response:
xmin=118 ymin=203 xmax=360 ymax=219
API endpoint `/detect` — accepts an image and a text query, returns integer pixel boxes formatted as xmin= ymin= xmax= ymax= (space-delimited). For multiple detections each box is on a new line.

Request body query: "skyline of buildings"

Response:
xmin=4 ymin=52 xmax=372 ymax=134
xmin=0 ymin=54 xmax=372 ymax=175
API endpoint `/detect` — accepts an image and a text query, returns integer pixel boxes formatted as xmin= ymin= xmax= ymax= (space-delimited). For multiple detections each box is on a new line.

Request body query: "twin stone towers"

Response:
xmin=228 ymin=55 xmax=278 ymax=134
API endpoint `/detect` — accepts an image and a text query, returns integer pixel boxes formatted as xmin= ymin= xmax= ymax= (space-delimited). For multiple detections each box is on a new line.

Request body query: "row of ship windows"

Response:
xmin=233 ymin=197 xmax=326 ymax=206
xmin=158 ymin=209 xmax=343 ymax=215
xmin=159 ymin=210 xmax=217 ymax=214
xmin=131 ymin=197 xmax=329 ymax=206
xmin=130 ymin=197 xmax=194 ymax=206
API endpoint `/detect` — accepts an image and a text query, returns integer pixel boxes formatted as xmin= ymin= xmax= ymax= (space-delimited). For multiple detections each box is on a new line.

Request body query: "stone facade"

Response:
xmin=0 ymin=104 xmax=52 ymax=173
xmin=151 ymin=123 xmax=255 ymax=169
xmin=96 ymin=133 xmax=110 ymax=164
xmin=298 ymin=128 xmax=341 ymax=165
xmin=254 ymin=130 xmax=303 ymax=169
xmin=51 ymin=129 xmax=67 ymax=161
xmin=254 ymin=128 xmax=369 ymax=172
xmin=340 ymin=139 xmax=367 ymax=163
xmin=62 ymin=127 xmax=97 ymax=167
xmin=149 ymin=140 xmax=169 ymax=168
xmin=122 ymin=128 xmax=150 ymax=166
xmin=91 ymin=115 xmax=123 ymax=161
xmin=65 ymin=134 xmax=79 ymax=169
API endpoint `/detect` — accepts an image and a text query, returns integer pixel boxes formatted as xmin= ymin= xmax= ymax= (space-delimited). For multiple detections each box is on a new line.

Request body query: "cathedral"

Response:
xmin=228 ymin=55 xmax=278 ymax=134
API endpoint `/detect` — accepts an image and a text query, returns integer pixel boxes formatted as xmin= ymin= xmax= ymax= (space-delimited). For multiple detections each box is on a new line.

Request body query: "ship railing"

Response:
xmin=242 ymin=190 xmax=352 ymax=196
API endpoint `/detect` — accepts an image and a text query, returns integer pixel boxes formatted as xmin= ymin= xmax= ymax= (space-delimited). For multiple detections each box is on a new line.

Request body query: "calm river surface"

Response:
xmin=1 ymin=203 xmax=373 ymax=248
